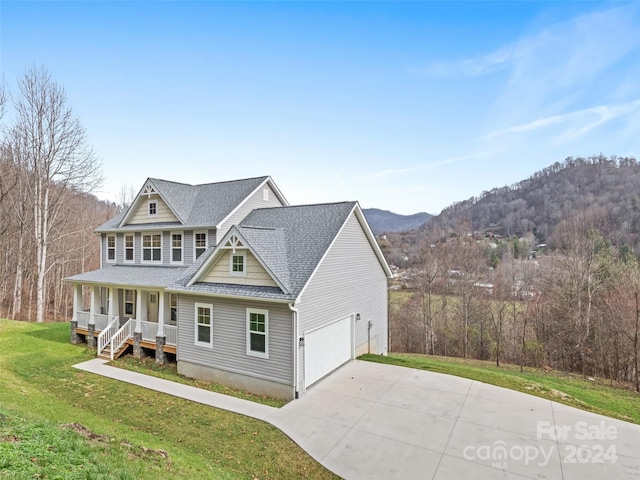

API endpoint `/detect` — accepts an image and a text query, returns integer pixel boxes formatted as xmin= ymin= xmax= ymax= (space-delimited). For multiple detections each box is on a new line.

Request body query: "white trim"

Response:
xmin=246 ymin=308 xmax=269 ymax=359
xmin=229 ymin=251 xmax=247 ymax=277
xmin=295 ymin=204 xmax=392 ymax=302
xmin=124 ymin=289 xmax=136 ymax=318
xmin=187 ymin=226 xmax=289 ymax=293
xmin=215 ymin=177 xmax=290 ymax=230
xmin=141 ymin=232 xmax=163 ymax=264
xmin=194 ymin=302 xmax=213 ymax=348
xmin=106 ymin=234 xmax=116 ymax=263
xmin=147 ymin=199 xmax=158 ymax=217
xmin=124 ymin=234 xmax=135 ymax=263
xmin=118 ymin=179 xmax=185 ymax=227
xmin=170 ymin=231 xmax=184 ymax=265
xmin=193 ymin=230 xmax=208 ymax=261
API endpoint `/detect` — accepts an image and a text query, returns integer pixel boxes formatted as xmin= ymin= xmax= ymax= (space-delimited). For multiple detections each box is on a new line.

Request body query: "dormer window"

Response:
xmin=230 ymin=252 xmax=246 ymax=276
xmin=106 ymin=235 xmax=116 ymax=263
xmin=148 ymin=200 xmax=157 ymax=217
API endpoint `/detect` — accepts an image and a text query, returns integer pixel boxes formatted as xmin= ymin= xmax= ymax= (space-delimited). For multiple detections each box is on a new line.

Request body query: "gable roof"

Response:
xmin=95 ymin=176 xmax=287 ymax=233
xmin=182 ymin=201 xmax=391 ymax=301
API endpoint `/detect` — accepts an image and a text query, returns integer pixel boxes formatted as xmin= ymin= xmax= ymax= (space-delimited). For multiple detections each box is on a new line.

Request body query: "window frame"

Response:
xmin=170 ymin=231 xmax=183 ymax=264
xmin=194 ymin=231 xmax=207 ymax=260
xmin=124 ymin=289 xmax=136 ymax=318
xmin=230 ymin=251 xmax=246 ymax=277
xmin=246 ymin=308 xmax=269 ymax=358
xmin=194 ymin=302 xmax=213 ymax=348
xmin=106 ymin=235 xmax=116 ymax=263
xmin=170 ymin=294 xmax=178 ymax=325
xmin=148 ymin=200 xmax=158 ymax=217
xmin=142 ymin=233 xmax=162 ymax=263
xmin=124 ymin=234 xmax=135 ymax=263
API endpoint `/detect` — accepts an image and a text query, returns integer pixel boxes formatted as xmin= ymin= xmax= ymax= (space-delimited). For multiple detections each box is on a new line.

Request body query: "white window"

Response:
xmin=124 ymin=234 xmax=134 ymax=262
xmin=106 ymin=235 xmax=116 ymax=262
xmin=171 ymin=232 xmax=183 ymax=263
xmin=124 ymin=290 xmax=136 ymax=317
xmin=170 ymin=294 xmax=178 ymax=324
xmin=143 ymin=234 xmax=162 ymax=262
xmin=263 ymin=188 xmax=270 ymax=201
xmin=246 ymin=308 xmax=268 ymax=358
xmin=148 ymin=200 xmax=157 ymax=217
xmin=194 ymin=232 xmax=207 ymax=259
xmin=230 ymin=252 xmax=246 ymax=276
xmin=194 ymin=302 xmax=213 ymax=347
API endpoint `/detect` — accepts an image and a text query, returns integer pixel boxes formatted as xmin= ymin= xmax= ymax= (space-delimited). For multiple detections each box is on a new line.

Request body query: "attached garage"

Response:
xmin=304 ymin=316 xmax=353 ymax=388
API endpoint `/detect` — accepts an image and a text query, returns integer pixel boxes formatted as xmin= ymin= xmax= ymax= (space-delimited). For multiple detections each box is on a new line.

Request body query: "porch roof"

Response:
xmin=167 ymin=282 xmax=296 ymax=302
xmin=65 ymin=265 xmax=187 ymax=288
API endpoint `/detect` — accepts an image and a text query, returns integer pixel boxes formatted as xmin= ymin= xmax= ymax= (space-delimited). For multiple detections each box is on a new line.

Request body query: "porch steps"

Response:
xmin=98 ymin=343 xmax=130 ymax=361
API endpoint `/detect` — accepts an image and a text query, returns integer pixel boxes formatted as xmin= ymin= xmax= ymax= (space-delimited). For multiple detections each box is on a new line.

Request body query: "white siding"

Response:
xmin=297 ymin=212 xmax=388 ymax=388
xmin=177 ymin=295 xmax=293 ymax=386
xmin=127 ymin=194 xmax=179 ymax=225
xmin=202 ymin=250 xmax=278 ymax=287
xmin=217 ymin=183 xmax=284 ymax=239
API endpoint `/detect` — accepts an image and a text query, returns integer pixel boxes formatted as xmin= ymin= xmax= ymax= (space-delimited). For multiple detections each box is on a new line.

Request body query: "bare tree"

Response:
xmin=10 ymin=66 xmax=102 ymax=322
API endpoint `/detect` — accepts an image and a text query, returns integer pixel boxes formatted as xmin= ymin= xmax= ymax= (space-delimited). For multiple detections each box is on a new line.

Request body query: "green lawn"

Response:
xmin=361 ymin=353 xmax=640 ymax=424
xmin=0 ymin=319 xmax=338 ymax=479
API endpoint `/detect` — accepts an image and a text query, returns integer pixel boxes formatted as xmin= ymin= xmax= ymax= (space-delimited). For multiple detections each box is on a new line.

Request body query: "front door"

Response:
xmin=148 ymin=292 xmax=159 ymax=323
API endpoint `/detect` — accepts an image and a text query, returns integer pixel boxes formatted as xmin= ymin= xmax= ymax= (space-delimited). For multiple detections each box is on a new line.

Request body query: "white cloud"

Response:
xmin=479 ymin=100 xmax=640 ymax=143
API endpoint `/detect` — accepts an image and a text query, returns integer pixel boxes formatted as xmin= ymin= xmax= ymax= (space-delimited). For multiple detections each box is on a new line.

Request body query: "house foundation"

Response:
xmin=155 ymin=336 xmax=166 ymax=364
xmin=87 ymin=324 xmax=96 ymax=348
xmin=70 ymin=321 xmax=81 ymax=344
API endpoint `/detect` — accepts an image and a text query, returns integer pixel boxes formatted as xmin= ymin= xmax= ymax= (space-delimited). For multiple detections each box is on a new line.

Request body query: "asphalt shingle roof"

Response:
xmin=95 ymin=176 xmax=269 ymax=232
xmin=66 ymin=265 xmax=187 ymax=288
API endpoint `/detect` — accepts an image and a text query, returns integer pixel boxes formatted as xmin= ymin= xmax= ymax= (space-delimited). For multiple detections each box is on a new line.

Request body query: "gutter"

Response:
xmin=289 ymin=302 xmax=300 ymax=399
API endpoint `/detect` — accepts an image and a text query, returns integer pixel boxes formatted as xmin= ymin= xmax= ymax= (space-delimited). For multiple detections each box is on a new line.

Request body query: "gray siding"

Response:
xmin=183 ymin=231 xmax=194 ymax=265
xmin=297 ymin=212 xmax=388 ymax=387
xmin=177 ymin=295 xmax=293 ymax=386
xmin=217 ymin=183 xmax=283 ymax=240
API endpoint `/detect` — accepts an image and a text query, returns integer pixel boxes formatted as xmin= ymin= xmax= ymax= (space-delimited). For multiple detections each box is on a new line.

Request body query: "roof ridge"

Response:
xmin=147 ymin=176 xmax=269 ymax=188
xmin=250 ymin=200 xmax=356 ymax=212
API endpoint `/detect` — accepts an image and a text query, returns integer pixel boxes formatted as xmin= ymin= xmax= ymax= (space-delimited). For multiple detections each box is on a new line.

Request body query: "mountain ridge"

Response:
xmin=363 ymin=208 xmax=432 ymax=235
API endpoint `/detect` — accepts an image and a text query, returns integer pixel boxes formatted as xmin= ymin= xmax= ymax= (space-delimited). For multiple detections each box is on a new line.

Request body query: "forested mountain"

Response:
xmin=363 ymin=208 xmax=432 ymax=234
xmin=427 ymin=155 xmax=640 ymax=251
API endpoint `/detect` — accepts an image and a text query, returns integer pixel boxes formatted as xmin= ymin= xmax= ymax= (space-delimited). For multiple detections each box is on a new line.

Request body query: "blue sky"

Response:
xmin=1 ymin=1 xmax=639 ymax=215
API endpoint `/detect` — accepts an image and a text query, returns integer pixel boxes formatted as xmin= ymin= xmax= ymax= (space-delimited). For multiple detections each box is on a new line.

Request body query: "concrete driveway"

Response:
xmin=268 ymin=360 xmax=640 ymax=480
xmin=76 ymin=358 xmax=640 ymax=480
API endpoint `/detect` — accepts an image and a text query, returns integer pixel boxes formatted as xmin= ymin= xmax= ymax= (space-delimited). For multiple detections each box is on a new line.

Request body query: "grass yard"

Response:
xmin=361 ymin=352 xmax=640 ymax=425
xmin=0 ymin=319 xmax=338 ymax=479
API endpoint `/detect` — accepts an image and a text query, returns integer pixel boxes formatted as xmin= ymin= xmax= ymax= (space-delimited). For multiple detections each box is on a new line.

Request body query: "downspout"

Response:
xmin=289 ymin=302 xmax=300 ymax=399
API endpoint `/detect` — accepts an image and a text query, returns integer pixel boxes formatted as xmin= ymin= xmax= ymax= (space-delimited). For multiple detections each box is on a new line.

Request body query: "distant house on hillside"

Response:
xmin=65 ymin=176 xmax=391 ymax=399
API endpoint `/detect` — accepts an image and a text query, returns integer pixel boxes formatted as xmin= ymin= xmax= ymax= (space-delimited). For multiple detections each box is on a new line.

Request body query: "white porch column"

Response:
xmin=89 ymin=286 xmax=100 ymax=325
xmin=157 ymin=291 xmax=166 ymax=337
xmin=135 ymin=289 xmax=143 ymax=333
xmin=112 ymin=288 xmax=120 ymax=320
xmin=108 ymin=287 xmax=116 ymax=319
xmin=73 ymin=284 xmax=83 ymax=322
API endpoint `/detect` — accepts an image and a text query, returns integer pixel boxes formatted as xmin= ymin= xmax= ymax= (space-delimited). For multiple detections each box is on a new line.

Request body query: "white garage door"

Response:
xmin=304 ymin=316 xmax=352 ymax=388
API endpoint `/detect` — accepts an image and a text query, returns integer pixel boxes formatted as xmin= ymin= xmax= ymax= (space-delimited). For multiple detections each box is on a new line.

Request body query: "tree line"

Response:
xmin=391 ymin=211 xmax=640 ymax=392
xmin=0 ymin=67 xmax=113 ymax=322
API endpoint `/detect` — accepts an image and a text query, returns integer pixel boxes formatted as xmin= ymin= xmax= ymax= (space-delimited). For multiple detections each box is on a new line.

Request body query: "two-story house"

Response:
xmin=66 ymin=176 xmax=391 ymax=399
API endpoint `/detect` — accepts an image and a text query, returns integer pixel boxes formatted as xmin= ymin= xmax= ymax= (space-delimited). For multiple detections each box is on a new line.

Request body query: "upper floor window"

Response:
xmin=195 ymin=232 xmax=207 ymax=259
xmin=142 ymin=234 xmax=162 ymax=262
xmin=106 ymin=235 xmax=116 ymax=262
xmin=263 ymin=188 xmax=270 ymax=201
xmin=171 ymin=233 xmax=183 ymax=263
xmin=148 ymin=200 xmax=157 ymax=217
xmin=230 ymin=252 xmax=246 ymax=276
xmin=125 ymin=235 xmax=134 ymax=262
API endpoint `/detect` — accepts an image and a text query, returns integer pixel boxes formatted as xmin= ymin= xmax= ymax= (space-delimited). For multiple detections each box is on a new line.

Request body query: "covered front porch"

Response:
xmin=70 ymin=284 xmax=177 ymax=363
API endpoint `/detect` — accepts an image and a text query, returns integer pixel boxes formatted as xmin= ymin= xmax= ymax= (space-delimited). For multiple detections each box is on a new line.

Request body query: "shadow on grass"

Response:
xmin=23 ymin=321 xmax=75 ymax=345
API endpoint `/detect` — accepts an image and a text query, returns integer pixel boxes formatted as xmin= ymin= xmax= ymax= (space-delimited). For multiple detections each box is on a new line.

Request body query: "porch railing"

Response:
xmin=165 ymin=325 xmax=177 ymax=346
xmin=94 ymin=314 xmax=110 ymax=332
xmin=137 ymin=320 xmax=160 ymax=343
xmin=110 ymin=319 xmax=133 ymax=361
xmin=76 ymin=311 xmax=90 ymax=329
xmin=97 ymin=316 xmax=120 ymax=356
